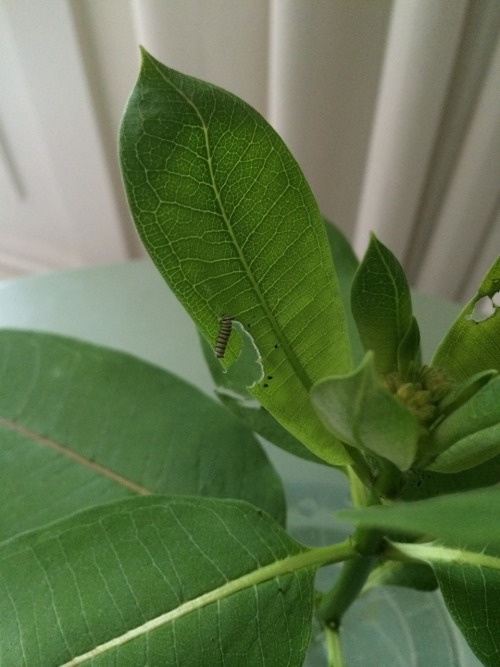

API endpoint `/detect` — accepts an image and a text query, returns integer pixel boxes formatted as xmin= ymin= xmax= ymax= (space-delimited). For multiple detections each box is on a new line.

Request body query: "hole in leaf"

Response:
xmin=466 ymin=294 xmax=499 ymax=322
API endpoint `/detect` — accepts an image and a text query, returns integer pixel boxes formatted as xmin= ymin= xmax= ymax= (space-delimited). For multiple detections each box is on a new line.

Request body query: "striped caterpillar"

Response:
xmin=215 ymin=315 xmax=232 ymax=358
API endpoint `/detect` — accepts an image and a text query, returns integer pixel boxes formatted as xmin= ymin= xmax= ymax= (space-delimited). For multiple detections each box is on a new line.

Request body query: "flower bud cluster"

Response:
xmin=383 ymin=366 xmax=454 ymax=437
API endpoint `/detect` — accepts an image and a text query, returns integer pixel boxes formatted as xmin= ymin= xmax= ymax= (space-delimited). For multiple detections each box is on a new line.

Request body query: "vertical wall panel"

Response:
xmin=415 ymin=32 xmax=500 ymax=299
xmin=131 ymin=0 xmax=270 ymax=116
xmin=268 ymin=0 xmax=391 ymax=236
xmin=1 ymin=2 xmax=80 ymax=274
xmin=0 ymin=0 xmax=498 ymax=301
xmin=404 ymin=0 xmax=500 ymax=280
xmin=69 ymin=0 xmax=144 ymax=256
xmin=353 ymin=0 xmax=467 ymax=260
xmin=1 ymin=0 xmax=131 ymax=272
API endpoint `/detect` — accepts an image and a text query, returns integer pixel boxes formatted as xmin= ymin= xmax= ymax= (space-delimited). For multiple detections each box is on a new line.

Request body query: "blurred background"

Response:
xmin=1 ymin=0 xmax=499 ymax=302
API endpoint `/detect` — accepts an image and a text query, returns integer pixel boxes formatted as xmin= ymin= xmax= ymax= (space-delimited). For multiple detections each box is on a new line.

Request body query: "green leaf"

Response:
xmin=433 ymin=561 xmax=500 ymax=667
xmin=119 ymin=48 xmax=352 ymax=466
xmin=323 ymin=219 xmax=364 ymax=364
xmin=427 ymin=375 xmax=500 ymax=472
xmin=338 ymin=486 xmax=500 ymax=552
xmin=351 ymin=234 xmax=419 ymax=375
xmin=338 ymin=585 xmax=481 ymax=666
xmin=400 ymin=456 xmax=500 ymax=501
xmin=432 ymin=256 xmax=500 ymax=381
xmin=0 ymin=330 xmax=285 ymax=541
xmin=386 ymin=541 xmax=500 ymax=667
xmin=311 ymin=352 xmax=420 ymax=471
xmin=397 ymin=316 xmax=421 ymax=376
xmin=0 ymin=496 xmax=317 ymax=666
xmin=365 ymin=560 xmax=438 ymax=592
xmin=438 ymin=369 xmax=497 ymax=418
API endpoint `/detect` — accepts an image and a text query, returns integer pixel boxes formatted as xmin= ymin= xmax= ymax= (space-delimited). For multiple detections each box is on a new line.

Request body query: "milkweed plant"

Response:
xmin=1 ymin=48 xmax=499 ymax=666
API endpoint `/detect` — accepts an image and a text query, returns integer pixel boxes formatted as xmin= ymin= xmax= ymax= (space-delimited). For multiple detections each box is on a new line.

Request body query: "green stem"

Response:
xmin=325 ymin=625 xmax=345 ymax=667
xmin=373 ymin=458 xmax=401 ymax=499
xmin=347 ymin=465 xmax=368 ymax=508
xmin=317 ymin=525 xmax=383 ymax=628
xmin=318 ymin=463 xmax=401 ymax=629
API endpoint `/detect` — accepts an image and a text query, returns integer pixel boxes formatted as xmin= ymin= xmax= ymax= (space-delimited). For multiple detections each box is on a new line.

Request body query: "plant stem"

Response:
xmin=373 ymin=459 xmax=401 ymax=499
xmin=317 ymin=525 xmax=383 ymax=628
xmin=318 ymin=461 xmax=401 ymax=629
xmin=325 ymin=625 xmax=345 ymax=667
xmin=347 ymin=466 xmax=368 ymax=507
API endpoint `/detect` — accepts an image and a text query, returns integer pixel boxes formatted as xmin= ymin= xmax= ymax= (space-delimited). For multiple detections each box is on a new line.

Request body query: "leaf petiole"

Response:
xmin=385 ymin=541 xmax=500 ymax=571
xmin=325 ymin=625 xmax=345 ymax=667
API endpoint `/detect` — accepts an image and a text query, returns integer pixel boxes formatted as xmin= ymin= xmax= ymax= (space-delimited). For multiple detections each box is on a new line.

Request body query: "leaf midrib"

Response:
xmin=0 ymin=416 xmax=150 ymax=496
xmin=148 ymin=55 xmax=314 ymax=391
xmin=60 ymin=539 xmax=354 ymax=666
xmin=373 ymin=240 xmax=407 ymax=341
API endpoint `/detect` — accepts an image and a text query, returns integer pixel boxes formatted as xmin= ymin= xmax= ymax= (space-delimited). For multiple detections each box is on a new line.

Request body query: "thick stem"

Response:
xmin=317 ymin=526 xmax=383 ymax=628
xmin=318 ymin=464 xmax=401 ymax=629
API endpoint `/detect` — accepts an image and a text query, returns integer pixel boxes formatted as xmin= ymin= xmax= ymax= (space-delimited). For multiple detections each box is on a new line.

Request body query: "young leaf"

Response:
xmin=400 ymin=456 xmax=500 ymax=501
xmin=427 ymin=375 xmax=500 ymax=472
xmin=338 ymin=486 xmax=500 ymax=552
xmin=0 ymin=330 xmax=285 ymax=541
xmin=120 ymin=48 xmax=352 ymax=466
xmin=397 ymin=316 xmax=421 ymax=376
xmin=438 ymin=369 xmax=497 ymax=418
xmin=311 ymin=352 xmax=420 ymax=471
xmin=366 ymin=560 xmax=438 ymax=592
xmin=432 ymin=256 xmax=500 ymax=381
xmin=323 ymin=219 xmax=364 ymax=364
xmin=0 ymin=496 xmax=317 ymax=666
xmin=351 ymin=234 xmax=419 ymax=375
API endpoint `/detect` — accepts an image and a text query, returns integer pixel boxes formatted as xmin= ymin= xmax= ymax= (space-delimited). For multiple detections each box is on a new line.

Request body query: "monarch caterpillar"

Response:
xmin=215 ymin=314 xmax=232 ymax=358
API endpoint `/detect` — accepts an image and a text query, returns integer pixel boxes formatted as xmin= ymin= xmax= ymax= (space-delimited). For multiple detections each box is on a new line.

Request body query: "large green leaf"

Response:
xmin=311 ymin=353 xmax=419 ymax=471
xmin=434 ymin=560 xmax=500 ymax=667
xmin=338 ymin=585 xmax=481 ymax=667
xmin=384 ymin=542 xmax=500 ymax=667
xmin=338 ymin=486 xmax=500 ymax=552
xmin=432 ymin=256 xmax=500 ymax=381
xmin=0 ymin=496 xmax=319 ymax=666
xmin=0 ymin=330 xmax=285 ymax=541
xmin=351 ymin=234 xmax=419 ymax=375
xmin=119 ymin=48 xmax=352 ymax=466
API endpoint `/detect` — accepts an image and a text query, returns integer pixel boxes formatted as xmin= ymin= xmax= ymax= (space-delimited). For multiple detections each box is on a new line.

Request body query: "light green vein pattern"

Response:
xmin=434 ymin=562 xmax=500 ymax=667
xmin=0 ymin=496 xmax=318 ymax=666
xmin=120 ymin=49 xmax=352 ymax=465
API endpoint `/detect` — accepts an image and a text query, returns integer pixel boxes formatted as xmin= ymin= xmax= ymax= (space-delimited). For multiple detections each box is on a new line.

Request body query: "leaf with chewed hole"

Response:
xmin=432 ymin=256 xmax=500 ymax=381
xmin=120 ymin=48 xmax=352 ymax=466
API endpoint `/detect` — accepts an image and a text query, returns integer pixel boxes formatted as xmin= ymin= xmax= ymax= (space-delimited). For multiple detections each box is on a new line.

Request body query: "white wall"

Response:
xmin=1 ymin=0 xmax=499 ymax=301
